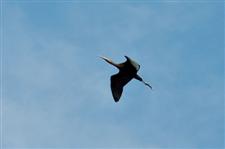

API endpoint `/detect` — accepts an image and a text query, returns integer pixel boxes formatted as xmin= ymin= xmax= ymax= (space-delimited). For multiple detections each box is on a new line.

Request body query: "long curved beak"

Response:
xmin=145 ymin=82 xmax=153 ymax=90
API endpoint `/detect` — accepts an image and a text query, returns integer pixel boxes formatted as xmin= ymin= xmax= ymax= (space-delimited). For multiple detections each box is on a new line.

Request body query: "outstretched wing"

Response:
xmin=124 ymin=56 xmax=140 ymax=71
xmin=110 ymin=72 xmax=133 ymax=102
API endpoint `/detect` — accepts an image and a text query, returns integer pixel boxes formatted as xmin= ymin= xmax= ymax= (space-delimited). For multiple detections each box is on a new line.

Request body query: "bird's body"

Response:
xmin=100 ymin=56 xmax=152 ymax=102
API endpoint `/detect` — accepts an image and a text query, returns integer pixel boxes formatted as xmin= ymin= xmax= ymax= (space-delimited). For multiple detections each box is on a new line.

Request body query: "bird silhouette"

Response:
xmin=100 ymin=55 xmax=152 ymax=102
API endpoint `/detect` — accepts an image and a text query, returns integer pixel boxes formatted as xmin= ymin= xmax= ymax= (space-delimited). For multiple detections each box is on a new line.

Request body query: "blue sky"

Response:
xmin=2 ymin=1 xmax=224 ymax=148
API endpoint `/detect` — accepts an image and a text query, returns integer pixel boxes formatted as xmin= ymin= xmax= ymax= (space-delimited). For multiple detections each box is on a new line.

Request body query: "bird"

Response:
xmin=100 ymin=55 xmax=152 ymax=102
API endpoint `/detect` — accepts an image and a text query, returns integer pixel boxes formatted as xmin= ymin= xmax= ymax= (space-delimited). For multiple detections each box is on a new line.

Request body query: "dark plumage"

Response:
xmin=100 ymin=56 xmax=152 ymax=102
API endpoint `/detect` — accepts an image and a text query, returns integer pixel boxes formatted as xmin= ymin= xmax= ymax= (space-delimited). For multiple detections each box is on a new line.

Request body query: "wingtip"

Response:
xmin=124 ymin=55 xmax=129 ymax=59
xmin=99 ymin=56 xmax=109 ymax=61
xmin=114 ymin=98 xmax=120 ymax=103
xmin=113 ymin=94 xmax=120 ymax=103
xmin=99 ymin=55 xmax=105 ymax=59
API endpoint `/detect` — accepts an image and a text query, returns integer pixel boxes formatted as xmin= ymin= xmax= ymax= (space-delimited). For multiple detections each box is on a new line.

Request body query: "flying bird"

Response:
xmin=100 ymin=55 xmax=152 ymax=102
